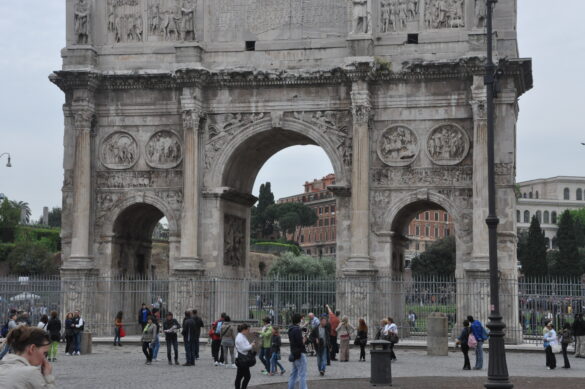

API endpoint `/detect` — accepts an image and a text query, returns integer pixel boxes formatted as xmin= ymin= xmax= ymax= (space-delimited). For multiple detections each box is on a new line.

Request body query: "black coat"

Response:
xmin=191 ymin=315 xmax=204 ymax=338
xmin=573 ymin=318 xmax=585 ymax=337
xmin=288 ymin=325 xmax=306 ymax=360
xmin=163 ymin=318 xmax=181 ymax=340
xmin=182 ymin=317 xmax=197 ymax=342
xmin=309 ymin=324 xmax=331 ymax=351
xmin=46 ymin=318 xmax=62 ymax=342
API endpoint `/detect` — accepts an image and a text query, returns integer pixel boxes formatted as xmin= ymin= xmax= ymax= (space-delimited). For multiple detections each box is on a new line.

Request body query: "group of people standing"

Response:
xmin=541 ymin=313 xmax=585 ymax=370
xmin=456 ymin=315 xmax=489 ymax=370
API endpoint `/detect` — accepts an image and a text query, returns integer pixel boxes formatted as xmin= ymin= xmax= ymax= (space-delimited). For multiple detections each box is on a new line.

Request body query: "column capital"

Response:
xmin=470 ymin=99 xmax=487 ymax=121
xmin=182 ymin=108 xmax=205 ymax=132
xmin=73 ymin=109 xmax=94 ymax=131
xmin=350 ymin=89 xmax=372 ymax=125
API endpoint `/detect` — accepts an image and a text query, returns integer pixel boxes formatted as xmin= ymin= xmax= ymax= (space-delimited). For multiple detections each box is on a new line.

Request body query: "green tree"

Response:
xmin=265 ymin=202 xmax=318 ymax=238
xmin=251 ymin=182 xmax=275 ymax=238
xmin=0 ymin=198 xmax=21 ymax=242
xmin=268 ymin=252 xmax=335 ymax=278
xmin=519 ymin=216 xmax=548 ymax=277
xmin=410 ymin=236 xmax=456 ymax=277
xmin=10 ymin=201 xmax=31 ymax=224
xmin=8 ymin=241 xmax=58 ymax=275
xmin=48 ymin=207 xmax=62 ymax=228
xmin=551 ymin=211 xmax=582 ymax=276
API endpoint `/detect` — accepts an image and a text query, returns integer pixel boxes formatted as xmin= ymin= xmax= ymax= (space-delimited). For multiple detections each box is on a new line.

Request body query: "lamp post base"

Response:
xmin=484 ymin=312 xmax=513 ymax=389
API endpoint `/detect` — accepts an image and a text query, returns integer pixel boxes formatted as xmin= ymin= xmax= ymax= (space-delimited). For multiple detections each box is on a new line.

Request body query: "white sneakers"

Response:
xmin=214 ymin=361 xmax=219 ymax=366
xmin=231 ymin=364 xmax=237 ymax=369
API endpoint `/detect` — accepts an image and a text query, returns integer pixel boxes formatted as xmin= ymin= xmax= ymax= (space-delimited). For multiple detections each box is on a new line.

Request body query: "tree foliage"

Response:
xmin=551 ymin=211 xmax=582 ymax=276
xmin=0 ymin=198 xmax=21 ymax=242
xmin=48 ymin=207 xmax=62 ymax=228
xmin=251 ymin=183 xmax=276 ymax=238
xmin=11 ymin=201 xmax=31 ymax=224
xmin=8 ymin=241 xmax=58 ymax=275
xmin=268 ymin=252 xmax=335 ymax=278
xmin=265 ymin=202 xmax=318 ymax=236
xmin=410 ymin=236 xmax=456 ymax=277
xmin=519 ymin=216 xmax=548 ymax=277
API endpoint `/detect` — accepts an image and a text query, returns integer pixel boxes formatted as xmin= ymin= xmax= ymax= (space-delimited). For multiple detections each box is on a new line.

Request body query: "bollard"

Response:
xmin=80 ymin=332 xmax=92 ymax=355
xmin=370 ymin=340 xmax=392 ymax=386
xmin=427 ymin=312 xmax=448 ymax=356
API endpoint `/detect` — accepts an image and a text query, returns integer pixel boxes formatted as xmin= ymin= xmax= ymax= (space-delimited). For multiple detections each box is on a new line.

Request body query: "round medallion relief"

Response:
xmin=377 ymin=125 xmax=419 ymax=167
xmin=100 ymin=132 xmax=139 ymax=170
xmin=145 ymin=130 xmax=183 ymax=169
xmin=426 ymin=124 xmax=470 ymax=166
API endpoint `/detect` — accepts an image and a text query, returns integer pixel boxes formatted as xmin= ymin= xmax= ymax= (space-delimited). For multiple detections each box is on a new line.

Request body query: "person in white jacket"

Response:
xmin=235 ymin=323 xmax=256 ymax=389
xmin=0 ymin=325 xmax=56 ymax=388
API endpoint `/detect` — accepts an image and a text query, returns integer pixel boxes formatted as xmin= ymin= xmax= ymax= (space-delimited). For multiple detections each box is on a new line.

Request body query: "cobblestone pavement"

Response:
xmin=52 ymin=344 xmax=585 ymax=388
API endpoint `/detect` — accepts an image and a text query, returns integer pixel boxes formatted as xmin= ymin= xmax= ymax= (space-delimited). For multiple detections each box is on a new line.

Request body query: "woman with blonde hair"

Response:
xmin=336 ymin=316 xmax=355 ymax=362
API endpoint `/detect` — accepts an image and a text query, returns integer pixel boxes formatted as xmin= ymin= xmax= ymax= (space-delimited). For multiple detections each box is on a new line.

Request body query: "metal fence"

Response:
xmin=0 ymin=275 xmax=583 ymax=344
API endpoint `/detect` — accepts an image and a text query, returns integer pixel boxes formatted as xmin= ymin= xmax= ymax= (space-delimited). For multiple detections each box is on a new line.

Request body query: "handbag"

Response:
xmin=552 ymin=343 xmax=562 ymax=354
xmin=389 ymin=333 xmax=399 ymax=344
xmin=468 ymin=333 xmax=478 ymax=348
xmin=235 ymin=351 xmax=257 ymax=368
xmin=119 ymin=326 xmax=126 ymax=338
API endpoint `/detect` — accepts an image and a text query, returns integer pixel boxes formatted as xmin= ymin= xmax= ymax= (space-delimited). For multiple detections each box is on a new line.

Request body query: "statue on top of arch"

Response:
xmin=74 ymin=0 xmax=90 ymax=44
xmin=352 ymin=0 xmax=371 ymax=34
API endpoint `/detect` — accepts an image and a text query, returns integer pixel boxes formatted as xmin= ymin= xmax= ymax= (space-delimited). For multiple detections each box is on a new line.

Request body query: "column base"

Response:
xmin=61 ymin=256 xmax=95 ymax=271
xmin=171 ymin=257 xmax=205 ymax=275
xmin=342 ymin=256 xmax=378 ymax=275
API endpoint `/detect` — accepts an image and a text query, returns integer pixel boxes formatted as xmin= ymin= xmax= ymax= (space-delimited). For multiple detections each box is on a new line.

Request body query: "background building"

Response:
xmin=516 ymin=176 xmax=585 ymax=249
xmin=278 ymin=174 xmax=336 ymax=258
xmin=405 ymin=210 xmax=454 ymax=267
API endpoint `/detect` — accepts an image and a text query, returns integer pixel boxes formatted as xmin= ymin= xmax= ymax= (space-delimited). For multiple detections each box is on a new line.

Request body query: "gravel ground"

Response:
xmin=52 ymin=344 xmax=585 ymax=388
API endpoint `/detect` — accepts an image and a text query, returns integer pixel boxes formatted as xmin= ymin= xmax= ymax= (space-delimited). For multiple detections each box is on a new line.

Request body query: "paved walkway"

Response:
xmin=50 ymin=343 xmax=585 ymax=388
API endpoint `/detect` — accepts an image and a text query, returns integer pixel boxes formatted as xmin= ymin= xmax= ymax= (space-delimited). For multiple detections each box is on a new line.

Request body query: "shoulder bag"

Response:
xmin=235 ymin=351 xmax=257 ymax=368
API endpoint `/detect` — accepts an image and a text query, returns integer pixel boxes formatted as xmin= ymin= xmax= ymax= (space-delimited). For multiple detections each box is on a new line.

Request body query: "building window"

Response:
xmin=551 ymin=211 xmax=557 ymax=224
xmin=319 ymin=207 xmax=323 ymax=215
xmin=529 ymin=192 xmax=533 ymax=199
xmin=445 ymin=228 xmax=450 ymax=236
xmin=307 ymin=249 xmax=311 ymax=255
xmin=577 ymin=188 xmax=583 ymax=201
xmin=331 ymin=218 xmax=335 ymax=225
xmin=564 ymin=187 xmax=570 ymax=200
xmin=415 ymin=241 xmax=420 ymax=251
xmin=536 ymin=211 xmax=542 ymax=223
xmin=523 ymin=193 xmax=527 ymax=198
xmin=325 ymin=206 xmax=329 ymax=214
xmin=425 ymin=225 xmax=430 ymax=237
xmin=535 ymin=191 xmax=539 ymax=199
xmin=523 ymin=210 xmax=530 ymax=223
xmin=543 ymin=211 xmax=549 ymax=224
xmin=324 ymin=219 xmax=329 ymax=226
xmin=516 ymin=210 xmax=521 ymax=223
xmin=545 ymin=237 xmax=550 ymax=249
xmin=416 ymin=214 xmax=420 ymax=220
xmin=425 ymin=212 xmax=430 ymax=221
xmin=444 ymin=213 xmax=448 ymax=222
xmin=325 ymin=231 xmax=328 ymax=241
xmin=415 ymin=225 xmax=420 ymax=236
xmin=434 ymin=212 xmax=439 ymax=221
xmin=300 ymin=235 xmax=304 ymax=243
xmin=318 ymin=220 xmax=322 ymax=227
xmin=331 ymin=205 xmax=335 ymax=214
xmin=434 ymin=226 xmax=439 ymax=238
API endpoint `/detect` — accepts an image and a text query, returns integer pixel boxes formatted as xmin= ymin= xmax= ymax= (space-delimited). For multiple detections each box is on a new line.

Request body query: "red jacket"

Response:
xmin=209 ymin=319 xmax=222 ymax=341
xmin=329 ymin=312 xmax=340 ymax=337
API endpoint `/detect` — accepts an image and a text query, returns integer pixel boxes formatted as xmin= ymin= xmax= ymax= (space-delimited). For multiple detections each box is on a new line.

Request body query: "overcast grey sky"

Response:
xmin=0 ymin=1 xmax=583 ymax=219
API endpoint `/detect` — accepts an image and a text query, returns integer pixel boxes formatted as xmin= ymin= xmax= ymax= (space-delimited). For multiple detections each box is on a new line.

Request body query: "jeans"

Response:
xmin=152 ymin=337 xmax=160 ymax=360
xmin=184 ymin=339 xmax=196 ymax=364
xmin=288 ymin=353 xmax=308 ymax=389
xmin=270 ymin=352 xmax=285 ymax=373
xmin=65 ymin=334 xmax=73 ymax=354
xmin=317 ymin=346 xmax=328 ymax=372
xmin=114 ymin=327 xmax=121 ymax=344
xmin=474 ymin=341 xmax=484 ymax=369
xmin=235 ymin=365 xmax=251 ymax=389
xmin=211 ymin=339 xmax=222 ymax=362
xmin=142 ymin=342 xmax=152 ymax=362
xmin=329 ymin=335 xmax=338 ymax=360
xmin=359 ymin=343 xmax=366 ymax=361
xmin=545 ymin=345 xmax=556 ymax=369
xmin=166 ymin=337 xmax=179 ymax=361
xmin=194 ymin=336 xmax=200 ymax=359
xmin=0 ymin=344 xmax=10 ymax=360
xmin=561 ymin=342 xmax=570 ymax=368
xmin=576 ymin=335 xmax=585 ymax=357
xmin=73 ymin=332 xmax=82 ymax=353
xmin=222 ymin=344 xmax=235 ymax=365
xmin=259 ymin=347 xmax=271 ymax=371
xmin=461 ymin=344 xmax=470 ymax=369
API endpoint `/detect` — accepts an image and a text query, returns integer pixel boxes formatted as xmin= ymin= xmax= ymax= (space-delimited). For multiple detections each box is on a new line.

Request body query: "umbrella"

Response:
xmin=10 ymin=292 xmax=41 ymax=302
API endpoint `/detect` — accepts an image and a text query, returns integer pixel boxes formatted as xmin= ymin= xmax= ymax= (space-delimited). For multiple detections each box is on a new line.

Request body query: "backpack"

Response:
xmin=215 ymin=321 xmax=223 ymax=335
xmin=468 ymin=333 xmax=478 ymax=348
xmin=1 ymin=321 xmax=9 ymax=338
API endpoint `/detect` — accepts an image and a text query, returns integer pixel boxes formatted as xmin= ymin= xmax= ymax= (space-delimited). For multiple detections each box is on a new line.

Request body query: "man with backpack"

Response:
xmin=210 ymin=313 xmax=226 ymax=366
xmin=467 ymin=315 xmax=488 ymax=370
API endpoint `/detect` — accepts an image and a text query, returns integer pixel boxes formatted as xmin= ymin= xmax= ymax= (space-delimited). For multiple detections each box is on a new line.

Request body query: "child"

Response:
xmin=269 ymin=326 xmax=286 ymax=376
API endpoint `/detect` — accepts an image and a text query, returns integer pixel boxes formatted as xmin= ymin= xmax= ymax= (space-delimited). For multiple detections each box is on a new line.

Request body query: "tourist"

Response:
xmin=113 ymin=311 xmax=123 ymax=347
xmin=235 ymin=323 xmax=256 ymax=389
xmin=138 ymin=303 xmax=151 ymax=331
xmin=543 ymin=322 xmax=557 ymax=369
xmin=456 ymin=319 xmax=471 ymax=370
xmin=288 ymin=313 xmax=308 ymax=389
xmin=210 ymin=313 xmax=226 ymax=366
xmin=560 ymin=322 xmax=573 ymax=369
xmin=71 ymin=311 xmax=84 ymax=356
xmin=0 ymin=326 xmax=56 ymax=388
xmin=310 ymin=314 xmax=331 ymax=376
xmin=141 ymin=316 xmax=156 ymax=365
xmin=163 ymin=312 xmax=180 ymax=365
xmin=181 ymin=311 xmax=196 ymax=366
xmin=269 ymin=326 xmax=285 ymax=376
xmin=376 ymin=318 xmax=388 ymax=340
xmin=37 ymin=315 xmax=49 ymax=330
xmin=259 ymin=317 xmax=273 ymax=374
xmin=64 ymin=313 xmax=74 ymax=356
xmin=386 ymin=317 xmax=398 ymax=362
xmin=150 ymin=314 xmax=161 ymax=362
xmin=467 ymin=315 xmax=487 ymax=370
xmin=356 ymin=318 xmax=368 ymax=362
xmin=572 ymin=313 xmax=585 ymax=358
xmin=336 ymin=316 xmax=354 ymax=362
xmin=16 ymin=312 xmax=31 ymax=326
xmin=325 ymin=304 xmax=339 ymax=362
xmin=46 ymin=311 xmax=61 ymax=363
xmin=307 ymin=313 xmax=319 ymax=330
xmin=0 ymin=313 xmax=18 ymax=360
xmin=408 ymin=311 xmax=417 ymax=331
xmin=191 ymin=310 xmax=204 ymax=360
xmin=220 ymin=316 xmax=236 ymax=368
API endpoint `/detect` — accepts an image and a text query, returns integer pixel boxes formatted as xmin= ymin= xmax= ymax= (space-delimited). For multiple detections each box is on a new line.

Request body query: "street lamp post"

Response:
xmin=0 ymin=153 xmax=11 ymax=168
xmin=484 ymin=1 xmax=512 ymax=388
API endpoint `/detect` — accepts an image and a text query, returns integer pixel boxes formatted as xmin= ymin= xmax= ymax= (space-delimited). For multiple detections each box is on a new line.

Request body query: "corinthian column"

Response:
xmin=469 ymin=76 xmax=490 ymax=269
xmin=177 ymin=105 xmax=204 ymax=273
xmin=344 ymin=81 xmax=375 ymax=273
xmin=67 ymin=108 xmax=93 ymax=268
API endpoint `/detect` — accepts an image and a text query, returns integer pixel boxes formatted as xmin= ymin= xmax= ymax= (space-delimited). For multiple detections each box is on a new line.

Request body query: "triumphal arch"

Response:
xmin=52 ymin=0 xmax=531 ymax=339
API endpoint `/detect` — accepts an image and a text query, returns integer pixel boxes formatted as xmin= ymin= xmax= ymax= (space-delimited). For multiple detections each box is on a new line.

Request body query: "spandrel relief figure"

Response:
xmin=352 ymin=0 xmax=369 ymax=34
xmin=74 ymin=0 xmax=90 ymax=44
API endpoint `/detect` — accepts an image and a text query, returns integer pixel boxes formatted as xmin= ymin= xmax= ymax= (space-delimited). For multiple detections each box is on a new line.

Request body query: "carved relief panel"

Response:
xmin=377 ymin=125 xmax=419 ymax=166
xmin=147 ymin=0 xmax=196 ymax=42
xmin=380 ymin=0 xmax=420 ymax=33
xmin=145 ymin=130 xmax=183 ymax=169
xmin=224 ymin=214 xmax=246 ymax=267
xmin=425 ymin=123 xmax=470 ymax=166
xmin=100 ymin=132 xmax=139 ymax=170
xmin=107 ymin=0 xmax=144 ymax=43
xmin=424 ymin=0 xmax=465 ymax=29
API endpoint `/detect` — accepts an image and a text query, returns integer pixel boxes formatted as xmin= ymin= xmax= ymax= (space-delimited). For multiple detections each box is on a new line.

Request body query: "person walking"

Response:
xmin=163 ymin=312 xmax=181 ymax=365
xmin=336 ymin=316 xmax=354 ymax=362
xmin=63 ymin=313 xmax=74 ymax=356
xmin=113 ymin=311 xmax=123 ymax=347
xmin=210 ymin=313 xmax=225 ymax=366
xmin=221 ymin=316 xmax=237 ymax=368
xmin=325 ymin=305 xmax=339 ymax=362
xmin=138 ymin=303 xmax=151 ymax=331
xmin=0 ymin=326 xmax=56 ymax=388
xmin=46 ymin=311 xmax=61 ymax=363
xmin=181 ymin=311 xmax=196 ymax=366
xmin=71 ymin=311 xmax=84 ymax=356
xmin=191 ymin=310 xmax=204 ymax=360
xmin=560 ymin=322 xmax=573 ymax=369
xmin=543 ymin=322 xmax=557 ymax=370
xmin=385 ymin=317 xmax=398 ymax=362
xmin=141 ymin=316 xmax=156 ymax=365
xmin=468 ymin=315 xmax=487 ymax=370
xmin=235 ymin=323 xmax=256 ymax=389
xmin=150 ymin=315 xmax=161 ymax=362
xmin=37 ymin=315 xmax=49 ymax=330
xmin=269 ymin=326 xmax=285 ymax=376
xmin=0 ymin=313 xmax=18 ymax=360
xmin=259 ymin=317 xmax=273 ymax=374
xmin=356 ymin=318 xmax=368 ymax=362
xmin=288 ymin=313 xmax=308 ymax=389
xmin=310 ymin=314 xmax=331 ymax=376
xmin=456 ymin=319 xmax=471 ymax=370
xmin=572 ymin=313 xmax=585 ymax=358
